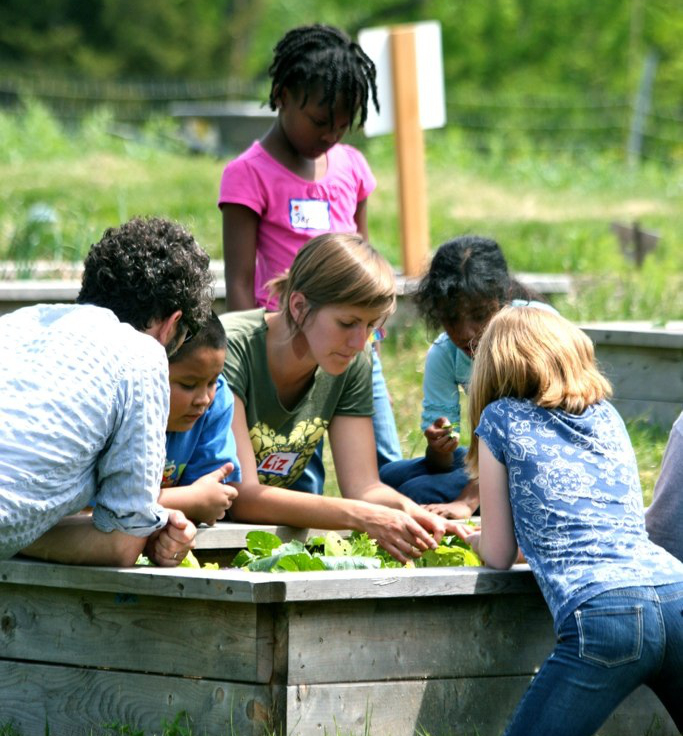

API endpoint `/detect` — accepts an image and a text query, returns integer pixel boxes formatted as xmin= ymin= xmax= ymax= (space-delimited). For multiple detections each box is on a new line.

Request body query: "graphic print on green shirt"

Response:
xmin=250 ymin=417 xmax=327 ymax=486
xmin=221 ymin=309 xmax=373 ymax=488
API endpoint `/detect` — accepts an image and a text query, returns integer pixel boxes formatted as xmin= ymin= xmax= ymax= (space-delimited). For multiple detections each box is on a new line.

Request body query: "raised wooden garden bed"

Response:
xmin=0 ymin=524 xmax=674 ymax=736
xmin=581 ymin=321 xmax=683 ymax=428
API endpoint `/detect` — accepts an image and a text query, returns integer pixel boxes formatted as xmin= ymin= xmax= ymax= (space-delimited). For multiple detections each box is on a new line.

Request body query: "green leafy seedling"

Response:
xmin=442 ymin=419 xmax=459 ymax=440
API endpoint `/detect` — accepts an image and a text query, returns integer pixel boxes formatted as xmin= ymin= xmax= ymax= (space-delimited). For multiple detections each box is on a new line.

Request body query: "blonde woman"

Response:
xmin=221 ymin=233 xmax=455 ymax=561
xmin=456 ymin=306 xmax=683 ymax=736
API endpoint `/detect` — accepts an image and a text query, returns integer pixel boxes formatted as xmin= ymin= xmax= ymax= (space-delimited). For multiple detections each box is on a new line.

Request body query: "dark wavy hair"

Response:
xmin=414 ymin=235 xmax=542 ymax=331
xmin=268 ymin=24 xmax=379 ymax=129
xmin=77 ymin=217 xmax=214 ymax=334
xmin=169 ymin=312 xmax=226 ymax=365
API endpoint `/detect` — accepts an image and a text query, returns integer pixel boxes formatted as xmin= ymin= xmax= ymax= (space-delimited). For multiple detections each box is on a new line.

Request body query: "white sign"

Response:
xmin=359 ymin=21 xmax=447 ymax=137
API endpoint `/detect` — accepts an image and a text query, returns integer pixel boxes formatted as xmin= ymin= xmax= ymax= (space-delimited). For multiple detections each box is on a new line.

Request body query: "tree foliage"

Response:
xmin=0 ymin=0 xmax=681 ymax=100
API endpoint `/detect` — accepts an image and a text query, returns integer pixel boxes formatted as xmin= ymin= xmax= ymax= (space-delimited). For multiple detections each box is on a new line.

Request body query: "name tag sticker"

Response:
xmin=289 ymin=199 xmax=330 ymax=230
xmin=257 ymin=452 xmax=299 ymax=476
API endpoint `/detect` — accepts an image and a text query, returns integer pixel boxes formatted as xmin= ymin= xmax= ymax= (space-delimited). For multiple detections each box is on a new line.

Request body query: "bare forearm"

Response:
xmin=20 ymin=515 xmax=146 ymax=567
xmin=158 ymin=486 xmax=198 ymax=520
xmin=230 ymin=482 xmax=381 ymax=532
xmin=425 ymin=445 xmax=454 ymax=471
xmin=225 ymin=278 xmax=256 ymax=312
xmin=345 ymin=481 xmax=418 ymax=514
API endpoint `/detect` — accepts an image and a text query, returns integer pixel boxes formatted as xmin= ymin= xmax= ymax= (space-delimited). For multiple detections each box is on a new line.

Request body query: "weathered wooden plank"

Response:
xmin=610 ymin=397 xmax=682 ymax=429
xmin=0 ymin=660 xmax=272 ymax=736
xmin=590 ymin=344 xmax=683 ymax=401
xmin=0 ymin=557 xmax=540 ymax=604
xmin=285 ymin=594 xmax=555 ymax=685
xmin=265 ymin=564 xmax=541 ymax=601
xmin=0 ymin=582 xmax=273 ymax=682
xmin=0 ymin=557 xmax=276 ymax=604
xmin=195 ymin=522 xmax=313 ymax=549
xmin=582 ymin=322 xmax=683 ymax=350
xmin=286 ymin=678 xmax=677 ymax=736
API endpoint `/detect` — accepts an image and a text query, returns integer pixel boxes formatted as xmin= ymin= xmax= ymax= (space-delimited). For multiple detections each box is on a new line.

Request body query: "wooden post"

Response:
xmin=389 ymin=26 xmax=430 ymax=278
xmin=627 ymin=49 xmax=657 ymax=167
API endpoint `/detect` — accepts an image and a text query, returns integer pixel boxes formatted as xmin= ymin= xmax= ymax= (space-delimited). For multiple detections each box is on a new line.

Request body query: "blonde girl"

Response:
xmin=221 ymin=233 xmax=455 ymax=562
xmin=458 ymin=306 xmax=683 ymax=736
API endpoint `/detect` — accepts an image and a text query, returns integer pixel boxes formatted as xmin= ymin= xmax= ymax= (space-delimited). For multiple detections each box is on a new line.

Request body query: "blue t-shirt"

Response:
xmin=163 ymin=375 xmax=241 ymax=488
xmin=476 ymin=397 xmax=683 ymax=629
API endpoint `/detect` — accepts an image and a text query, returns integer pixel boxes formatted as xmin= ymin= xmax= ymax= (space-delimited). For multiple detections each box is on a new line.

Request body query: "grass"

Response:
xmin=1 ymin=101 xmax=674 ymax=500
xmin=2 ymin=101 xmax=683 ymax=323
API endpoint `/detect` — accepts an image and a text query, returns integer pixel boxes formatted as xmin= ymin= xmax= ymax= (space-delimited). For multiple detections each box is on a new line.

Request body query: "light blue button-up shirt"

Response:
xmin=0 ymin=304 xmax=170 ymax=559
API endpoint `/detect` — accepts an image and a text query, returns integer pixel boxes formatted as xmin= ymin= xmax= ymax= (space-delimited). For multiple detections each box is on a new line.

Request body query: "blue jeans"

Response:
xmin=504 ymin=583 xmax=683 ymax=736
xmin=371 ymin=348 xmax=402 ymax=467
xmin=292 ymin=347 xmax=402 ymax=495
xmin=379 ymin=447 xmax=470 ymax=504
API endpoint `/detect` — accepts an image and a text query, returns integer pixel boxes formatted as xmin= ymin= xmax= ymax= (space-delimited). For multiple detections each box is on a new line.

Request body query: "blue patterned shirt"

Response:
xmin=477 ymin=398 xmax=683 ymax=628
xmin=0 ymin=304 xmax=170 ymax=559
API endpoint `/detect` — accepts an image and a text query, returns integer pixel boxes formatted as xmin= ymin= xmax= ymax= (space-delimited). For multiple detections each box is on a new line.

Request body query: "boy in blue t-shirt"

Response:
xmin=158 ymin=313 xmax=241 ymax=525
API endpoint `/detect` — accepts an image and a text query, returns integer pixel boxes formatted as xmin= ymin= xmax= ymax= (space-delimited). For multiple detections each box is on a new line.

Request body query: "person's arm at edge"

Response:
xmin=158 ymin=463 xmax=238 ymax=525
xmin=226 ymin=399 xmax=441 ymax=562
xmin=461 ymin=440 xmax=517 ymax=569
xmin=221 ymin=203 xmax=259 ymax=312
xmin=422 ymin=340 xmax=463 ymax=470
xmin=18 ymin=509 xmax=196 ymax=567
xmin=354 ymin=198 xmax=369 ymax=241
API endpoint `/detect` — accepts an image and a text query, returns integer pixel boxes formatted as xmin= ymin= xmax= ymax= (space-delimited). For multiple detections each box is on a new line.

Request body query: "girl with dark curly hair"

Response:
xmin=380 ymin=235 xmax=555 ymax=519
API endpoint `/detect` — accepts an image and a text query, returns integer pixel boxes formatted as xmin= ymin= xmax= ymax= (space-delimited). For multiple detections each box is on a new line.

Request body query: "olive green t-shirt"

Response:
xmin=221 ymin=309 xmax=373 ymax=487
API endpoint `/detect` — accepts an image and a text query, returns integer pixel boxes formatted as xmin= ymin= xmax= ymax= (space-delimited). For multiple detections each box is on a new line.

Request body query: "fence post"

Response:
xmin=389 ymin=26 xmax=430 ymax=278
xmin=627 ymin=49 xmax=658 ymax=167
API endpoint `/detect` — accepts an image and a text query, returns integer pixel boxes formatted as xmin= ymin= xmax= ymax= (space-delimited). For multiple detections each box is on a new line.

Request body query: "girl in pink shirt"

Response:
xmin=218 ymin=23 xmax=379 ymax=310
xmin=218 ymin=24 xmax=402 ymax=491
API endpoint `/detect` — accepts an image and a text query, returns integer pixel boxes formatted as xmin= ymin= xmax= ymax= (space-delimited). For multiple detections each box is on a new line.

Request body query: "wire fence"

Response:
xmin=1 ymin=69 xmax=682 ymax=163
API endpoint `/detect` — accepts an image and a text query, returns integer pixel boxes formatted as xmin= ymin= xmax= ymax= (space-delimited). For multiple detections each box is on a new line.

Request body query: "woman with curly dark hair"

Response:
xmin=0 ymin=216 xmax=213 ymax=567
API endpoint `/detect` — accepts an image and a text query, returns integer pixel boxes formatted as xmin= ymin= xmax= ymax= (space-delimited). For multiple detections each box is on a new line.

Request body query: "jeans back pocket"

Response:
xmin=575 ymin=605 xmax=644 ymax=667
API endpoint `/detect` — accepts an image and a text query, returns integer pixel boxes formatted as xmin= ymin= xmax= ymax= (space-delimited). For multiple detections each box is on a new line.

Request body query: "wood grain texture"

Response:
xmin=0 ymin=582 xmax=273 ymax=681
xmin=610 ymin=397 xmax=682 ymax=428
xmin=0 ymin=660 xmax=272 ymax=736
xmin=284 ymin=594 xmax=555 ymax=684
xmin=0 ymin=557 xmax=540 ymax=604
xmin=592 ymin=344 xmax=683 ymax=401
xmin=285 ymin=678 xmax=678 ymax=736
xmin=581 ymin=323 xmax=683 ymax=350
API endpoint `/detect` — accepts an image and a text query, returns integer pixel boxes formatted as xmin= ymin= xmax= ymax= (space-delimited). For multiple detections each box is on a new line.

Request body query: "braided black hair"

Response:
xmin=414 ymin=235 xmax=542 ymax=331
xmin=268 ymin=24 xmax=379 ymax=129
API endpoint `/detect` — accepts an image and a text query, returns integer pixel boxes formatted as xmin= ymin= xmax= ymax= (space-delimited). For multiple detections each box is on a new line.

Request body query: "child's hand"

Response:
xmin=451 ymin=523 xmax=481 ymax=556
xmin=145 ymin=510 xmax=197 ymax=567
xmin=424 ymin=417 xmax=460 ymax=454
xmin=189 ymin=463 xmax=239 ymax=525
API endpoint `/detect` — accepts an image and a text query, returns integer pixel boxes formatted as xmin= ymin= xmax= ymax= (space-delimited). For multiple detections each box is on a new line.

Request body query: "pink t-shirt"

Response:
xmin=218 ymin=141 xmax=376 ymax=308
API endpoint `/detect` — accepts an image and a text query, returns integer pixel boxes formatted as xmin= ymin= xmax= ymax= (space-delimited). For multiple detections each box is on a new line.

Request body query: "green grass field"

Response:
xmin=1 ymin=101 xmax=677 ymax=501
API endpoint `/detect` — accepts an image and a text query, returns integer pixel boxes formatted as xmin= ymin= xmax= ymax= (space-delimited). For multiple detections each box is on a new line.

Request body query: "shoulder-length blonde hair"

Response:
xmin=268 ymin=232 xmax=396 ymax=333
xmin=467 ymin=306 xmax=612 ymax=473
